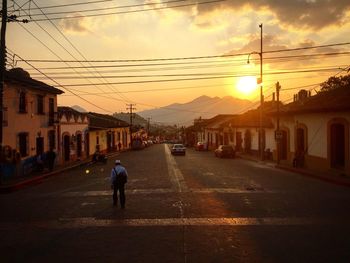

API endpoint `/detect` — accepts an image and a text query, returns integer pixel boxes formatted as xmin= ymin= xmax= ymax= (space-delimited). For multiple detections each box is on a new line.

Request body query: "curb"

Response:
xmin=237 ymin=153 xmax=350 ymax=188
xmin=276 ymin=165 xmax=350 ymax=188
xmin=0 ymin=151 xmax=124 ymax=194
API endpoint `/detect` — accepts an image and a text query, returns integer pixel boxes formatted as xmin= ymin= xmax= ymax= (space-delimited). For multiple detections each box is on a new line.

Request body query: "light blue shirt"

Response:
xmin=110 ymin=165 xmax=128 ymax=184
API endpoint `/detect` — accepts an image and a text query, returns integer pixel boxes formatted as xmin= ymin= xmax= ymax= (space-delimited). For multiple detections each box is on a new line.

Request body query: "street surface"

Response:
xmin=1 ymin=144 xmax=350 ymax=262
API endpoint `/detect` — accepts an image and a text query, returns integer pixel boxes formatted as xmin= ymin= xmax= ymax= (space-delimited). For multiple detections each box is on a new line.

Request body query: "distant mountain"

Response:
xmin=138 ymin=95 xmax=251 ymax=126
xmin=71 ymin=105 xmax=87 ymax=113
xmin=113 ymin=112 xmax=148 ymax=127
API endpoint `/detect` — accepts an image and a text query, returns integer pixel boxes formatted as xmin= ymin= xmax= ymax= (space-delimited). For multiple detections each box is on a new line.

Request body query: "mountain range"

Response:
xmin=138 ymin=95 xmax=251 ymax=126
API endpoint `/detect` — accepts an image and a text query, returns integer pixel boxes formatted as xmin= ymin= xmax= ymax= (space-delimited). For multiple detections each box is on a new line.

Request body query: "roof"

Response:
xmin=58 ymin=106 xmax=87 ymax=119
xmin=271 ymin=87 xmax=350 ymax=115
xmin=221 ymin=109 xmax=273 ymax=128
xmin=204 ymin=114 xmax=236 ymax=129
xmin=5 ymin=68 xmax=64 ymax=94
xmin=88 ymin=112 xmax=129 ymax=129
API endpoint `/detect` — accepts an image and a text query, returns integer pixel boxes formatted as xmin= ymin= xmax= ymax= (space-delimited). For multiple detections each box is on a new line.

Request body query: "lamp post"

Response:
xmin=247 ymin=24 xmax=264 ymax=161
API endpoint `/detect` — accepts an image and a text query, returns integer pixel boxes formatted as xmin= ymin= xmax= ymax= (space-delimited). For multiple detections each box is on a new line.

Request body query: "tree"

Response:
xmin=320 ymin=74 xmax=350 ymax=92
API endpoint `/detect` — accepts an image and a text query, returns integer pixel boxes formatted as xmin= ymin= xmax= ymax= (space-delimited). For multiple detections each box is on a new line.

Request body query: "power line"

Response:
xmin=8 ymin=50 xmax=113 ymax=113
xmin=11 ymin=0 xmax=114 ymax=11
xmin=30 ymin=66 xmax=347 ymax=80
xmin=30 ymin=0 xmax=131 ymax=104
xmin=16 ymin=0 xmax=189 ymax=17
xmin=39 ymin=67 xmax=343 ymax=87
xmin=15 ymin=43 xmax=350 ymax=63
xmin=24 ymin=0 xmax=227 ymax=22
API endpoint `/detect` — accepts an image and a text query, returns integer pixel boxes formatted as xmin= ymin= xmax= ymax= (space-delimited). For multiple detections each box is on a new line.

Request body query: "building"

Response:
xmin=87 ymin=112 xmax=130 ymax=156
xmin=270 ymin=88 xmax=350 ymax=176
xmin=57 ymin=106 xmax=89 ymax=164
xmin=221 ymin=109 xmax=274 ymax=156
xmin=2 ymin=68 xmax=63 ymax=177
xmin=202 ymin=114 xmax=236 ymax=150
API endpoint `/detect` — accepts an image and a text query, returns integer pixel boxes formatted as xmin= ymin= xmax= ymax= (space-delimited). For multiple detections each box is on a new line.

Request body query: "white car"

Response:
xmin=171 ymin=144 xmax=186 ymax=155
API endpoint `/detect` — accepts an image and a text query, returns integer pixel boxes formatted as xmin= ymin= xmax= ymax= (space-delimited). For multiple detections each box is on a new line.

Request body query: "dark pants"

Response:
xmin=113 ymin=183 xmax=126 ymax=208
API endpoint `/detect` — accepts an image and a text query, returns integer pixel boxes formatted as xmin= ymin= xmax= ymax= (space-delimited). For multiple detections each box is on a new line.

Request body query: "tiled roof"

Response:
xmin=274 ymin=87 xmax=350 ymax=115
xmin=58 ymin=106 xmax=87 ymax=120
xmin=5 ymin=68 xmax=64 ymax=94
xmin=88 ymin=112 xmax=129 ymax=129
xmin=221 ymin=109 xmax=273 ymax=128
xmin=204 ymin=114 xmax=236 ymax=129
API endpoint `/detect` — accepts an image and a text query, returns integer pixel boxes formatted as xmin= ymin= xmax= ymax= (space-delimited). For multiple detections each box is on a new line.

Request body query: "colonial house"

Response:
xmin=57 ymin=106 xmax=89 ymax=164
xmin=269 ymin=88 xmax=350 ymax=176
xmin=202 ymin=114 xmax=236 ymax=150
xmin=2 ymin=68 xmax=63 ymax=177
xmin=220 ymin=109 xmax=274 ymax=156
xmin=87 ymin=112 xmax=130 ymax=156
xmin=192 ymin=117 xmax=209 ymax=145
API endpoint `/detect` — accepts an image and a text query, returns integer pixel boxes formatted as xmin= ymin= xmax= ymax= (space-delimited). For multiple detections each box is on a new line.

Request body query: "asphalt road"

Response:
xmin=1 ymin=144 xmax=350 ymax=263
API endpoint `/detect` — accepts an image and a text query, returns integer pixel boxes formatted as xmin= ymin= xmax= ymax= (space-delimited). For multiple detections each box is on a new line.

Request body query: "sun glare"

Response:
xmin=236 ymin=76 xmax=258 ymax=97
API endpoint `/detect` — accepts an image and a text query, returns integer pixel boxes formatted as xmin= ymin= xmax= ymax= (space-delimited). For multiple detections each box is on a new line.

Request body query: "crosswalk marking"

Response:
xmin=61 ymin=188 xmax=277 ymax=197
xmin=0 ymin=217 xmax=343 ymax=229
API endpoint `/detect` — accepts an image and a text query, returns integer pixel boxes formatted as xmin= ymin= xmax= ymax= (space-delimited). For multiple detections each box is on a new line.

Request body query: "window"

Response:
xmin=19 ymin=91 xmax=27 ymax=113
xmin=2 ymin=107 xmax=8 ymax=126
xmin=37 ymin=95 xmax=44 ymax=114
xmin=48 ymin=98 xmax=55 ymax=126
xmin=18 ymin=132 xmax=29 ymax=157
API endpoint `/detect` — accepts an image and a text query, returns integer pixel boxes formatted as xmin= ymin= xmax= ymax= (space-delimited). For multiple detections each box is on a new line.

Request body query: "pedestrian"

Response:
xmin=46 ymin=148 xmax=56 ymax=172
xmin=118 ymin=141 xmax=122 ymax=151
xmin=110 ymin=160 xmax=128 ymax=208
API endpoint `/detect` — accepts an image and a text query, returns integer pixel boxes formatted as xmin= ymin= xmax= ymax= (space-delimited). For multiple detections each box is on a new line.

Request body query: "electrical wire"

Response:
xmin=16 ymin=0 xmax=189 ymax=17
xmin=24 ymin=0 xmax=227 ymax=22
xmin=30 ymin=0 xmax=132 ymax=103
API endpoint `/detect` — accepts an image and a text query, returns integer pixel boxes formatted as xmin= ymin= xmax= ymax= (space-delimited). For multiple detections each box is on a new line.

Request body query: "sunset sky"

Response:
xmin=7 ymin=0 xmax=350 ymax=116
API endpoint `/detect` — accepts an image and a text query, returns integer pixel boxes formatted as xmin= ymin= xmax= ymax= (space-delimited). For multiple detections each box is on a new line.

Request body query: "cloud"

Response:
xmin=191 ymin=0 xmax=350 ymax=30
xmin=59 ymin=16 xmax=90 ymax=34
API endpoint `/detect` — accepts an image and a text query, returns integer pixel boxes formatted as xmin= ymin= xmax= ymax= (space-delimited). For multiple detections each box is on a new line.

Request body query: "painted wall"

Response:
xmin=3 ymin=83 xmax=58 ymax=159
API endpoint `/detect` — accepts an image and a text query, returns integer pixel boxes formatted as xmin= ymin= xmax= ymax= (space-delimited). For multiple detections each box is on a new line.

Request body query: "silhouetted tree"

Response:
xmin=320 ymin=74 xmax=350 ymax=92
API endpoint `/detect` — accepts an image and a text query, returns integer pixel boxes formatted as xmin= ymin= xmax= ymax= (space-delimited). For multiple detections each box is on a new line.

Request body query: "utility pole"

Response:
xmin=276 ymin=81 xmax=281 ymax=165
xmin=126 ymin=103 xmax=136 ymax=148
xmin=259 ymin=23 xmax=264 ymax=161
xmin=0 ymin=0 xmax=7 ymax=147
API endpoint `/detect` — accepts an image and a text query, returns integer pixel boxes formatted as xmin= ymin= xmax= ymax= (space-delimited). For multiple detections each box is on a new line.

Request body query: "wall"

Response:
xmin=3 ymin=83 xmax=58 ymax=159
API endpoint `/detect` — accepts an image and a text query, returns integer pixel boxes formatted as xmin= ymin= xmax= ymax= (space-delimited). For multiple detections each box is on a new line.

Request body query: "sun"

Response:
xmin=236 ymin=76 xmax=258 ymax=97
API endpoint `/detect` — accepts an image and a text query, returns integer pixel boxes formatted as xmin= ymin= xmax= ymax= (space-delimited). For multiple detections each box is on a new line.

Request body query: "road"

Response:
xmin=1 ymin=144 xmax=350 ymax=262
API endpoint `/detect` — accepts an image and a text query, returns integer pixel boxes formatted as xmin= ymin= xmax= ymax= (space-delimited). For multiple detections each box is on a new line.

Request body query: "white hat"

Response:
xmin=115 ymin=160 xmax=121 ymax=164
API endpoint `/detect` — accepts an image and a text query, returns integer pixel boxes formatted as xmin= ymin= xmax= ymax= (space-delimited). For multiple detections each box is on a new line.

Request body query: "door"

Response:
xmin=36 ymin=137 xmax=44 ymax=155
xmin=330 ymin=123 xmax=345 ymax=168
xmin=236 ymin=132 xmax=242 ymax=151
xmin=63 ymin=135 xmax=70 ymax=161
xmin=76 ymin=134 xmax=82 ymax=158
xmin=280 ymin=130 xmax=288 ymax=160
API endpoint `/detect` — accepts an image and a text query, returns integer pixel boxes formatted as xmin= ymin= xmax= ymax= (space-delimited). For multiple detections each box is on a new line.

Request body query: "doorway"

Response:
xmin=330 ymin=123 xmax=345 ymax=169
xmin=63 ymin=135 xmax=70 ymax=161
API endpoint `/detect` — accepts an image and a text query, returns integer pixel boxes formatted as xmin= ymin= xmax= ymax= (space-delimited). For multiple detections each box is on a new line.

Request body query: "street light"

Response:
xmin=247 ymin=24 xmax=264 ymax=161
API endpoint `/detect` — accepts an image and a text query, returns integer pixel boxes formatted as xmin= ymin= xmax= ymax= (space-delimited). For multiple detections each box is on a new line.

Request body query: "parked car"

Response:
xmin=214 ymin=145 xmax=235 ymax=158
xmin=195 ymin=142 xmax=206 ymax=151
xmin=171 ymin=144 xmax=186 ymax=155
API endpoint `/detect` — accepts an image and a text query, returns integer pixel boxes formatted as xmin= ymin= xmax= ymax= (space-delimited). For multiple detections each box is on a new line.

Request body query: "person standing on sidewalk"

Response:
xmin=110 ymin=160 xmax=128 ymax=208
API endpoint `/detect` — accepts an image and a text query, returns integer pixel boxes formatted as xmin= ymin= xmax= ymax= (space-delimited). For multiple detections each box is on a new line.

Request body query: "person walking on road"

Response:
xmin=110 ymin=160 xmax=128 ymax=208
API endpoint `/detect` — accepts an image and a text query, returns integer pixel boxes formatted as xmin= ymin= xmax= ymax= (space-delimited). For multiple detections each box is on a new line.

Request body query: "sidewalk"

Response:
xmin=236 ymin=152 xmax=350 ymax=188
xmin=0 ymin=151 xmax=122 ymax=194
